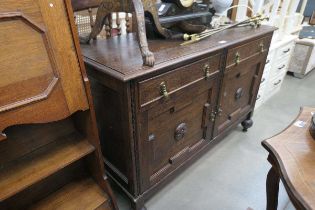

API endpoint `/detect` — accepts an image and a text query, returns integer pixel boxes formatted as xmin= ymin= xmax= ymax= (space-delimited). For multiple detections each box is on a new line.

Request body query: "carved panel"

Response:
xmin=0 ymin=12 xmax=58 ymax=113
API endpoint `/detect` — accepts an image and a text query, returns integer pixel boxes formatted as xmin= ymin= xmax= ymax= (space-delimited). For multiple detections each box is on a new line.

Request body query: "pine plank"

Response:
xmin=29 ymin=177 xmax=110 ymax=210
xmin=0 ymin=133 xmax=95 ymax=201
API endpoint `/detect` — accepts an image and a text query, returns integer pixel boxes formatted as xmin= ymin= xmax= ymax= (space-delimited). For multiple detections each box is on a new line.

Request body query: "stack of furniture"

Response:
xmin=253 ymin=0 xmax=307 ymax=108
xmin=0 ymin=0 xmax=117 ymax=209
xmin=80 ymin=25 xmax=275 ymax=209
xmin=288 ymin=25 xmax=315 ymax=78
xmin=255 ymin=34 xmax=296 ymax=107
xmin=262 ymin=107 xmax=315 ymax=209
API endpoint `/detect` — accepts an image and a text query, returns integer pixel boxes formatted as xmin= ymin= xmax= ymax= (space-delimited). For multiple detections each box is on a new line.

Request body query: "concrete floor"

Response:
xmin=113 ymin=70 xmax=315 ymax=210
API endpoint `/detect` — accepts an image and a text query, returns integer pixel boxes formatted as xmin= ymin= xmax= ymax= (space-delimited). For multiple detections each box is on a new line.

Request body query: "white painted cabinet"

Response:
xmin=255 ymin=34 xmax=297 ymax=109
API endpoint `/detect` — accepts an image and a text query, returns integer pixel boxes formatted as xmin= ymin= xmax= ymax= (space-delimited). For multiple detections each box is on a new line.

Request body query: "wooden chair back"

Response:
xmin=71 ymin=0 xmax=133 ymax=39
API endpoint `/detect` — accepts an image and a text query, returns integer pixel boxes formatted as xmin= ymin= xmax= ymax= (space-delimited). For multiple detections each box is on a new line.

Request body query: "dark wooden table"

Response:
xmin=262 ymin=107 xmax=315 ymax=210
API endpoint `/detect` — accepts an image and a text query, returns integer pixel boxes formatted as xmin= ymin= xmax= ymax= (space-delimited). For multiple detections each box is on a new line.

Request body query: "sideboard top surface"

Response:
xmin=81 ymin=25 xmax=276 ymax=81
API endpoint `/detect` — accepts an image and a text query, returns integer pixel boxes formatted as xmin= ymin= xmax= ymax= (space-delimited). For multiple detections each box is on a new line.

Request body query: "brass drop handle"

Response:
xmin=203 ymin=64 xmax=211 ymax=78
xmin=235 ymin=52 xmax=240 ymax=65
xmin=160 ymin=81 xmax=169 ymax=99
xmin=210 ymin=111 xmax=216 ymax=122
xmin=218 ymin=108 xmax=223 ymax=116
xmin=259 ymin=43 xmax=264 ymax=53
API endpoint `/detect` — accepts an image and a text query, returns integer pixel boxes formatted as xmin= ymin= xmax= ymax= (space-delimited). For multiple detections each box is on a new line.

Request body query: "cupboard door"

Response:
xmin=213 ymin=53 xmax=267 ymax=136
xmin=137 ymin=75 xmax=219 ymax=193
xmin=0 ymin=0 xmax=89 ymax=139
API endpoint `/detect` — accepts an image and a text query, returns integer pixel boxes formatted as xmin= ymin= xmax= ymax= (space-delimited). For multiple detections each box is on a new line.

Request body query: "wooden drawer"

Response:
xmin=226 ymin=35 xmax=272 ymax=67
xmin=138 ymin=54 xmax=221 ymax=108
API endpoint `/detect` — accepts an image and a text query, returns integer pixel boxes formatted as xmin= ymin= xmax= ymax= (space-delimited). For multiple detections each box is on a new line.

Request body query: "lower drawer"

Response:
xmin=269 ymin=56 xmax=290 ymax=79
xmin=265 ymin=75 xmax=285 ymax=100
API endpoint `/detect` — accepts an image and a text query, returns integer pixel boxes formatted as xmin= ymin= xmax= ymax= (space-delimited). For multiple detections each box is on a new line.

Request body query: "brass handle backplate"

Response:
xmin=160 ymin=81 xmax=169 ymax=99
xmin=203 ymin=64 xmax=211 ymax=78
xmin=210 ymin=111 xmax=216 ymax=122
xmin=259 ymin=43 xmax=264 ymax=53
xmin=235 ymin=52 xmax=240 ymax=65
xmin=217 ymin=107 xmax=223 ymax=116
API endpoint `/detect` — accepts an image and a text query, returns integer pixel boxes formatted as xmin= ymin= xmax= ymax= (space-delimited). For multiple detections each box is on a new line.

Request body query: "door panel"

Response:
xmin=0 ymin=0 xmax=89 ymax=140
xmin=0 ymin=13 xmax=58 ymax=112
xmin=138 ymin=75 xmax=219 ymax=193
xmin=214 ymin=53 xmax=267 ymax=136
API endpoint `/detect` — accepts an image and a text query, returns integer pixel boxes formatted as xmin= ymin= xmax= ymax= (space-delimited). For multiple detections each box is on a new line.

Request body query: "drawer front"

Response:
xmin=138 ymin=75 xmax=219 ymax=192
xmin=270 ymin=58 xmax=289 ymax=79
xmin=276 ymin=42 xmax=294 ymax=59
xmin=138 ymin=54 xmax=221 ymax=108
xmin=226 ymin=35 xmax=272 ymax=67
xmin=265 ymin=75 xmax=285 ymax=100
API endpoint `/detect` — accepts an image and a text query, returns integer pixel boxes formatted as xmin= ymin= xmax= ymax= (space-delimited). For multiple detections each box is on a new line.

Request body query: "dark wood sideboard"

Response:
xmin=0 ymin=0 xmax=117 ymax=209
xmin=81 ymin=25 xmax=276 ymax=210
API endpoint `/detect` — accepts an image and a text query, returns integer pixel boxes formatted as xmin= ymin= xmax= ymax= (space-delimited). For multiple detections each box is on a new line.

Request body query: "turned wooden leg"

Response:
xmin=266 ymin=166 xmax=280 ymax=210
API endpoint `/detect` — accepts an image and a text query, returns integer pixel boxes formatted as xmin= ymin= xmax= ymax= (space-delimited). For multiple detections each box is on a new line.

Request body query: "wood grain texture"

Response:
xmin=0 ymin=133 xmax=94 ymax=201
xmin=83 ymin=23 xmax=275 ymax=209
xmin=82 ymin=26 xmax=276 ymax=81
xmin=0 ymin=0 xmax=117 ymax=209
xmin=0 ymin=0 xmax=89 ymax=134
xmin=262 ymin=107 xmax=315 ymax=210
xmin=29 ymin=177 xmax=110 ymax=210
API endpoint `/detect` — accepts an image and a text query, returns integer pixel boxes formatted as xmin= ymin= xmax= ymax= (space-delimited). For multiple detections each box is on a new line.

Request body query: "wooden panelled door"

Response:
xmin=0 ymin=0 xmax=89 ymax=140
xmin=214 ymin=53 xmax=267 ymax=136
xmin=137 ymin=74 xmax=220 ymax=193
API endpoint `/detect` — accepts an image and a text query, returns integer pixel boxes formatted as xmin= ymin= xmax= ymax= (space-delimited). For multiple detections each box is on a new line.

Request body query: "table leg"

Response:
xmin=266 ymin=166 xmax=280 ymax=210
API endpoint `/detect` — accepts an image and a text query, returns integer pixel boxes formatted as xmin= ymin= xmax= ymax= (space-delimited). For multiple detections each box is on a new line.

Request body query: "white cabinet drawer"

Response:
xmin=270 ymin=59 xmax=289 ymax=79
xmin=276 ymin=43 xmax=294 ymax=59
xmin=265 ymin=76 xmax=284 ymax=100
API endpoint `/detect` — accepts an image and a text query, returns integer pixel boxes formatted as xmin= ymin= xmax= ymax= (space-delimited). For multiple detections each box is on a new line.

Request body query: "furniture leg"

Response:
xmin=266 ymin=166 xmax=280 ymax=210
xmin=241 ymin=115 xmax=253 ymax=132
